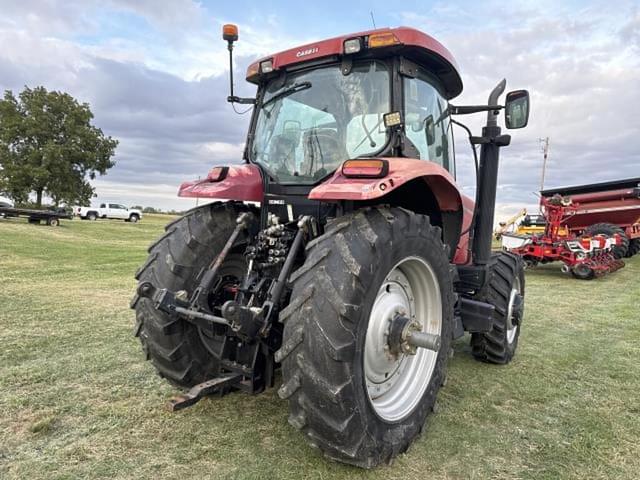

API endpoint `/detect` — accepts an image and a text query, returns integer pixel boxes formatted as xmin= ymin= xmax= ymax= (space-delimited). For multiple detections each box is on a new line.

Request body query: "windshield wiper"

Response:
xmin=261 ymin=82 xmax=312 ymax=109
xmin=353 ymin=116 xmax=384 ymax=152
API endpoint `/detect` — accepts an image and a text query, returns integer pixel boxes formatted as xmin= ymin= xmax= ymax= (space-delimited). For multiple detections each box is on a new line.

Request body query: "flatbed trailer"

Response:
xmin=0 ymin=206 xmax=72 ymax=226
xmin=540 ymin=177 xmax=640 ymax=256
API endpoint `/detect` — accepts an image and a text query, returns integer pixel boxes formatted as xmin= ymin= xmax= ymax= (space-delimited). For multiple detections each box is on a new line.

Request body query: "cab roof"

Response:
xmin=246 ymin=26 xmax=463 ymax=99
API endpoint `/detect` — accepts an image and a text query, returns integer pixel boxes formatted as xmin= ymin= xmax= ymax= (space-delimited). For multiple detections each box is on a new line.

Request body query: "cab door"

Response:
xmin=403 ymin=72 xmax=454 ymax=175
xmin=109 ymin=203 xmax=127 ymax=219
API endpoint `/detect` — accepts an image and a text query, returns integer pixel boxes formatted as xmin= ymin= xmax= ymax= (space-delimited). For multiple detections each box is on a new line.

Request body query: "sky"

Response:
xmin=0 ymin=0 xmax=638 ymax=218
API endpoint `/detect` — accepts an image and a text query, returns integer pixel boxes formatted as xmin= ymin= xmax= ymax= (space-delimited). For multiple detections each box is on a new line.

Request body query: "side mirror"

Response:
xmin=425 ymin=115 xmax=436 ymax=146
xmin=504 ymin=90 xmax=530 ymax=129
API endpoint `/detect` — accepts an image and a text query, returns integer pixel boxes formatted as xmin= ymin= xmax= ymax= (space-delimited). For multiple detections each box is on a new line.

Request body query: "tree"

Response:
xmin=0 ymin=86 xmax=118 ymax=207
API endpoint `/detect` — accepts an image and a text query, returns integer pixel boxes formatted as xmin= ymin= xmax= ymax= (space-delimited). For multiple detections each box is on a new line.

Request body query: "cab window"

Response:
xmin=403 ymin=74 xmax=453 ymax=172
xmin=251 ymin=61 xmax=390 ymax=184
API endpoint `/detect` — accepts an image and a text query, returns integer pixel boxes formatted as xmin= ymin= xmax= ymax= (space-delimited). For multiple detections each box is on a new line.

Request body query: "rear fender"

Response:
xmin=178 ymin=164 xmax=263 ymax=203
xmin=309 ymin=158 xmax=459 ymax=206
xmin=309 ymin=158 xmax=474 ymax=264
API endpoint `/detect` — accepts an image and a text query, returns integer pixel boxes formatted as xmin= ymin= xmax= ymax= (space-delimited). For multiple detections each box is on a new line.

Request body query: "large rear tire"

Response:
xmin=584 ymin=223 xmax=629 ymax=259
xmin=471 ymin=252 xmax=525 ymax=364
xmin=131 ymin=202 xmax=251 ymax=389
xmin=625 ymin=238 xmax=640 ymax=257
xmin=277 ymin=207 xmax=454 ymax=468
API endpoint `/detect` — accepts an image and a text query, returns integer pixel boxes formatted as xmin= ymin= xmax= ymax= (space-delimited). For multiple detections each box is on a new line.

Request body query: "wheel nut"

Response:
xmin=175 ymin=290 xmax=188 ymax=301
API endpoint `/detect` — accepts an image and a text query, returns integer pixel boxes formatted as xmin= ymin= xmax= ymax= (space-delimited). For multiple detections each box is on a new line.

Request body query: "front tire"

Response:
xmin=278 ymin=208 xmax=454 ymax=468
xmin=131 ymin=202 xmax=251 ymax=389
xmin=471 ymin=252 xmax=525 ymax=364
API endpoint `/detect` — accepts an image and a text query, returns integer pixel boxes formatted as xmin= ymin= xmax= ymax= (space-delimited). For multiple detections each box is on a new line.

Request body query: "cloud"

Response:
xmin=400 ymin=2 xmax=640 ymax=217
xmin=1 ymin=0 xmax=638 ymax=216
xmin=92 ymin=178 xmax=204 ymax=210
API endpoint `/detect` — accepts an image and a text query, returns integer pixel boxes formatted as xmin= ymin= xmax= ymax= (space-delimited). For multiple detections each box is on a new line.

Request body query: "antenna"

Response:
xmin=370 ymin=11 xmax=377 ymax=29
xmin=538 ymin=137 xmax=550 ymax=191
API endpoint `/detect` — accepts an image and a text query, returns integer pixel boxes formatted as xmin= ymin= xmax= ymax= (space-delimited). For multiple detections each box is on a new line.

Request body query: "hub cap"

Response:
xmin=364 ymin=256 xmax=442 ymax=422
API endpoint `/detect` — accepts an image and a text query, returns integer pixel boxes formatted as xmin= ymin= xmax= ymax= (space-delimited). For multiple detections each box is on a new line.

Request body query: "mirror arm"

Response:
xmin=227 ymin=96 xmax=256 ymax=104
xmin=449 ymin=105 xmax=504 ymax=115
xmin=226 ymin=39 xmax=256 ymax=105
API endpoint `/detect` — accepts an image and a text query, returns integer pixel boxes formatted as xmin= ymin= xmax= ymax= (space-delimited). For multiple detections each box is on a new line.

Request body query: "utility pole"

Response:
xmin=539 ymin=137 xmax=550 ymax=191
xmin=196 ymin=175 xmax=200 ymax=207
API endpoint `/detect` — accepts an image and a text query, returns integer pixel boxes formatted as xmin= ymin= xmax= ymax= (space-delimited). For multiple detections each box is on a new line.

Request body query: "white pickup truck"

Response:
xmin=74 ymin=203 xmax=142 ymax=222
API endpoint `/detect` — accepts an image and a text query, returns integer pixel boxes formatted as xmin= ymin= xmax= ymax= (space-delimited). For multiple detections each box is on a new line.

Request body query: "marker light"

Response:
xmin=260 ymin=59 xmax=274 ymax=73
xmin=246 ymin=62 xmax=260 ymax=80
xmin=222 ymin=24 xmax=239 ymax=43
xmin=342 ymin=159 xmax=389 ymax=178
xmin=207 ymin=166 xmax=229 ymax=182
xmin=383 ymin=111 xmax=402 ymax=128
xmin=343 ymin=38 xmax=362 ymax=54
xmin=368 ymin=32 xmax=400 ymax=48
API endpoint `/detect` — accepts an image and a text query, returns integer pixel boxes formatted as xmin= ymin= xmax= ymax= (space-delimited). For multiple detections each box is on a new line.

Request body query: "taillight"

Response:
xmin=207 ymin=166 xmax=229 ymax=182
xmin=342 ymin=159 xmax=389 ymax=178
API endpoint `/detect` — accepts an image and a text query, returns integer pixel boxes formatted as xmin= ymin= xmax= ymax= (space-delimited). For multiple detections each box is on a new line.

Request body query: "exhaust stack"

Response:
xmin=471 ymin=79 xmax=511 ymax=265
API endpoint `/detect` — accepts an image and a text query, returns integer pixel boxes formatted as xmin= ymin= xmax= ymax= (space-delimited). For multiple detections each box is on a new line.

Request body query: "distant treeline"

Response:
xmin=131 ymin=206 xmax=185 ymax=215
xmin=9 ymin=203 xmax=184 ymax=216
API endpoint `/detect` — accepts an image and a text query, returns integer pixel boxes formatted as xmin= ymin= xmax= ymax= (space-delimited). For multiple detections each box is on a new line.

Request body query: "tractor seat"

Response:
xmin=301 ymin=128 xmax=346 ymax=177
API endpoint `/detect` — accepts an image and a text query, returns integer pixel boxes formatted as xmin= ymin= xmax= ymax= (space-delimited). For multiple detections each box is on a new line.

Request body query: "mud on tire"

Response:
xmin=131 ymin=201 xmax=251 ymax=389
xmin=471 ymin=252 xmax=525 ymax=364
xmin=277 ymin=207 xmax=455 ymax=468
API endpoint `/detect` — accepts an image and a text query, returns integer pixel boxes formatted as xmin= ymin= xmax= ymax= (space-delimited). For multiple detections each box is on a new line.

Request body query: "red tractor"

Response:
xmin=132 ymin=25 xmax=531 ymax=467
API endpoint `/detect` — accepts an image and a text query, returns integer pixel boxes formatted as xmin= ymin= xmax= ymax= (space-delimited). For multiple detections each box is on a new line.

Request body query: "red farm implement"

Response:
xmin=502 ymin=194 xmax=627 ymax=279
xmin=540 ymin=177 xmax=640 ymax=257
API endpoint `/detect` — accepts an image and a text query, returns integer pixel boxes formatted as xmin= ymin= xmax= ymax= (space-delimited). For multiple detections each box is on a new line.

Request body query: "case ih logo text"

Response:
xmin=296 ymin=47 xmax=319 ymax=58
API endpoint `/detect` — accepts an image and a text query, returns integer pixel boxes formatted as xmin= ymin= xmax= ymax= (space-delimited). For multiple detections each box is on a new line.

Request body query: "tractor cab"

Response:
xmin=180 ymin=25 xmax=529 ymax=245
xmin=244 ymin=27 xmax=463 ymax=185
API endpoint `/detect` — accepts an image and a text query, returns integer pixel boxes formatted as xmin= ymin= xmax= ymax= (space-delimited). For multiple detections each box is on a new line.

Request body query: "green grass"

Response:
xmin=1 ymin=213 xmax=639 ymax=479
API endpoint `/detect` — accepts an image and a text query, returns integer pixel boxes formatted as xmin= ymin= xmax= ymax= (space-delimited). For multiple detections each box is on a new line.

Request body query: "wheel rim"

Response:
xmin=364 ymin=256 xmax=442 ymax=422
xmin=198 ymin=256 xmax=245 ymax=356
xmin=506 ymin=277 xmax=521 ymax=344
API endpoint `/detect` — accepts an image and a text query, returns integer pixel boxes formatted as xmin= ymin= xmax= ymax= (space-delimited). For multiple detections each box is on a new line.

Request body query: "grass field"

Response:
xmin=1 ymin=213 xmax=639 ymax=479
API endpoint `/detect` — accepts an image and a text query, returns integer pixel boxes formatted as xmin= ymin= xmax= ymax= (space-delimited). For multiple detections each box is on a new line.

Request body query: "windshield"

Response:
xmin=251 ymin=61 xmax=390 ymax=183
